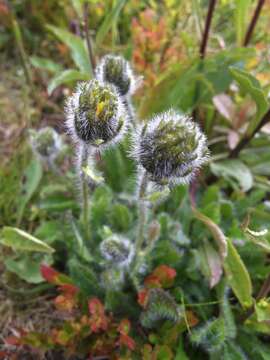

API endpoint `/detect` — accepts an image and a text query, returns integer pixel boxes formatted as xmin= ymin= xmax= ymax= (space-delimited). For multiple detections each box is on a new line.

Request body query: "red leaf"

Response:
xmin=58 ymin=283 xmax=79 ymax=295
xmin=144 ymin=265 xmax=176 ymax=288
xmin=118 ymin=319 xmax=131 ymax=335
xmin=118 ymin=319 xmax=135 ymax=351
xmin=5 ymin=336 xmax=21 ymax=346
xmin=137 ymin=289 xmax=149 ymax=307
xmin=119 ymin=334 xmax=136 ymax=351
xmin=0 ymin=351 xmax=9 ymax=359
xmin=88 ymin=298 xmax=108 ymax=333
xmin=88 ymin=298 xmax=104 ymax=316
xmin=40 ymin=264 xmax=59 ymax=284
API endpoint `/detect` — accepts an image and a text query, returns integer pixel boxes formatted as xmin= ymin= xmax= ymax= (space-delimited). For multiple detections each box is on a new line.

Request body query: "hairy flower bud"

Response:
xmin=96 ymin=54 xmax=140 ymax=96
xmin=100 ymin=235 xmax=135 ymax=268
xmin=66 ymin=79 xmax=126 ymax=148
xmin=30 ymin=127 xmax=61 ymax=159
xmin=132 ymin=109 xmax=209 ymax=186
xmin=140 ymin=288 xmax=180 ymax=328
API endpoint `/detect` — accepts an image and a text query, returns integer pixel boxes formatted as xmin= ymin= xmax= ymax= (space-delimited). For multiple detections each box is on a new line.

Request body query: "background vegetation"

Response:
xmin=0 ymin=0 xmax=270 ymax=359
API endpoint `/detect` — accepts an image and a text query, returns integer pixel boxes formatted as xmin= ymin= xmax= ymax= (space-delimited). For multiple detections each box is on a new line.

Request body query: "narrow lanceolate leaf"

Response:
xmin=48 ymin=69 xmax=89 ymax=95
xmin=224 ymin=238 xmax=253 ymax=308
xmin=30 ymin=56 xmax=63 ymax=74
xmin=193 ymin=207 xmax=227 ymax=260
xmin=234 ymin=0 xmax=251 ymax=45
xmin=229 ymin=67 xmax=268 ymax=136
xmin=96 ymin=0 xmax=127 ymax=46
xmin=17 ymin=155 xmax=43 ymax=225
xmin=46 ymin=25 xmax=92 ymax=74
xmin=0 ymin=227 xmax=55 ymax=254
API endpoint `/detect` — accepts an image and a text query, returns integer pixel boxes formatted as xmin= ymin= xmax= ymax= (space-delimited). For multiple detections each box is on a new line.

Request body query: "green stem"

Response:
xmin=80 ymin=144 xmax=91 ymax=243
xmin=7 ymin=0 xmax=33 ymax=89
xmin=135 ymin=170 xmax=148 ymax=253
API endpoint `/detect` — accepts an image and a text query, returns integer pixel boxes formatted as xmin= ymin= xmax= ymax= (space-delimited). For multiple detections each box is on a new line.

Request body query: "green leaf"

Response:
xmin=68 ymin=258 xmax=102 ymax=297
xmin=38 ymin=194 xmax=78 ymax=212
xmin=47 ymin=25 xmax=91 ymax=73
xmin=109 ymin=203 xmax=132 ymax=232
xmin=255 ymin=299 xmax=270 ymax=322
xmin=224 ymin=238 xmax=253 ymax=308
xmin=47 ymin=69 xmax=89 ymax=95
xmin=224 ymin=342 xmax=247 ymax=360
xmin=1 ymin=227 xmax=55 ymax=254
xmin=210 ymin=159 xmax=253 ymax=192
xmin=70 ymin=0 xmax=83 ymax=18
xmin=229 ymin=67 xmax=268 ymax=135
xmin=193 ymin=207 xmax=227 ymax=261
xmin=34 ymin=220 xmax=63 ymax=245
xmin=30 ymin=56 xmax=62 ymax=73
xmin=234 ymin=0 xmax=251 ymax=45
xmin=4 ymin=255 xmax=52 ymax=284
xmin=96 ymin=0 xmax=128 ymax=46
xmin=190 ymin=318 xmax=226 ymax=352
xmin=17 ymin=155 xmax=43 ymax=225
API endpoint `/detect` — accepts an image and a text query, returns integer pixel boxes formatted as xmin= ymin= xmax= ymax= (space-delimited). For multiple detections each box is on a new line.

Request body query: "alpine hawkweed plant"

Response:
xmin=64 ymin=54 xmax=209 ymax=325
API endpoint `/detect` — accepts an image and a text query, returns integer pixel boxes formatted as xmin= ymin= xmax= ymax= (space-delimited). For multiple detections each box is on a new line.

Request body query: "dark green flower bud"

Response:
xmin=66 ymin=79 xmax=127 ymax=148
xmin=96 ymin=55 xmax=140 ymax=96
xmin=140 ymin=288 xmax=180 ymax=328
xmin=132 ymin=109 xmax=209 ymax=186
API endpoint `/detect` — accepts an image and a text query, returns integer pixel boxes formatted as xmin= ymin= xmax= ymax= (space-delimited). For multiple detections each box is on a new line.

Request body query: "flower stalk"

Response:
xmin=79 ymin=144 xmax=91 ymax=242
xmin=135 ymin=170 xmax=148 ymax=253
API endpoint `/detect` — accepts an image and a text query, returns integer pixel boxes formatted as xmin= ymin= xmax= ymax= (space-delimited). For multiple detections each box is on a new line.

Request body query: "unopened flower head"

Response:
xmin=100 ymin=234 xmax=135 ymax=268
xmin=132 ymin=109 xmax=209 ymax=186
xmin=30 ymin=127 xmax=61 ymax=159
xmin=96 ymin=55 xmax=140 ymax=96
xmin=66 ymin=79 xmax=126 ymax=148
xmin=140 ymin=288 xmax=179 ymax=328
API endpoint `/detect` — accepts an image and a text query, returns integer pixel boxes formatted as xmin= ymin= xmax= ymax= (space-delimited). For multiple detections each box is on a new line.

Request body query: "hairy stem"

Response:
xmin=123 ymin=97 xmax=136 ymax=128
xmin=244 ymin=0 xmax=265 ymax=46
xmin=135 ymin=170 xmax=148 ymax=253
xmin=79 ymin=144 xmax=91 ymax=242
xmin=83 ymin=2 xmax=96 ymax=73
xmin=229 ymin=107 xmax=270 ymax=158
